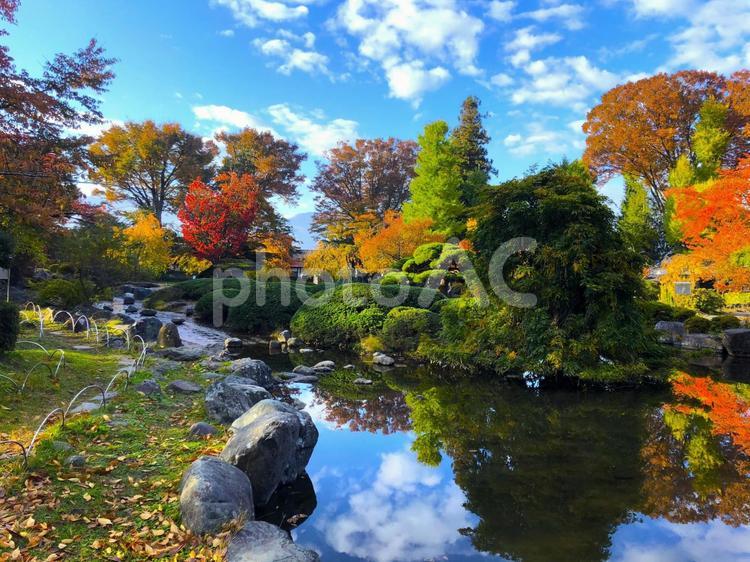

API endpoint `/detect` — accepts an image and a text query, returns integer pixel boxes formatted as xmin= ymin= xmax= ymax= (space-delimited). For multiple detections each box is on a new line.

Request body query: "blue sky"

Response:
xmin=5 ymin=0 xmax=750 ymax=241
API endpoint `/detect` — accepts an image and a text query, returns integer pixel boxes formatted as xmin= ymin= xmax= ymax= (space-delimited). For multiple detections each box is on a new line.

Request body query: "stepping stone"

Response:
xmin=70 ymin=402 xmax=100 ymax=414
xmin=168 ymin=380 xmax=202 ymax=393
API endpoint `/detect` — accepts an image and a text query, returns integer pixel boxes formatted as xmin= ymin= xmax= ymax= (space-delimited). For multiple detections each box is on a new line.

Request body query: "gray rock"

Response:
xmin=65 ymin=454 xmax=85 ymax=468
xmin=723 ymin=328 xmax=750 ymax=357
xmin=180 ymin=456 xmax=254 ymax=535
xmin=227 ymin=521 xmax=319 ymax=562
xmin=52 ymin=441 xmax=74 ymax=453
xmin=123 ymin=294 xmax=135 ymax=305
xmin=222 ymin=400 xmax=318 ymax=505
xmin=125 ymin=305 xmax=138 ymax=313
xmin=130 ymin=317 xmax=163 ymax=342
xmin=292 ymin=365 xmax=315 ymax=376
xmin=372 ymin=352 xmax=395 ymax=366
xmin=185 ymin=306 xmax=194 ymax=317
xmin=681 ymin=333 xmax=723 ymax=353
xmin=140 ymin=308 xmax=158 ymax=317
xmin=168 ymin=380 xmax=202 ymax=394
xmin=151 ymin=359 xmax=182 ymax=376
xmin=157 ymin=322 xmax=182 ymax=348
xmin=70 ymin=402 xmax=100 ymax=414
xmin=278 ymin=330 xmax=292 ymax=342
xmin=136 ymin=379 xmax=161 ymax=396
xmin=225 ymin=338 xmax=243 ymax=350
xmin=299 ymin=348 xmax=314 ymax=354
xmin=201 ymin=371 xmax=225 ymax=381
xmin=228 ymin=358 xmax=275 ymax=388
xmin=200 ymin=358 xmax=224 ymax=370
xmin=155 ymin=346 xmax=205 ymax=362
xmin=312 ymin=360 xmax=335 ymax=373
xmin=205 ymin=376 xmax=272 ymax=424
xmin=189 ymin=422 xmax=219 ymax=438
xmin=102 ymin=304 xmax=114 ymax=312
xmin=343 ymin=364 xmax=356 ymax=370
xmin=269 ymin=340 xmax=282 ymax=353
xmin=289 ymin=375 xmax=319 ymax=384
xmin=353 ymin=378 xmax=373 ymax=385
xmin=655 ymin=321 xmax=686 ymax=344
xmin=172 ymin=317 xmax=185 ymax=326
xmin=122 ymin=285 xmax=154 ymax=300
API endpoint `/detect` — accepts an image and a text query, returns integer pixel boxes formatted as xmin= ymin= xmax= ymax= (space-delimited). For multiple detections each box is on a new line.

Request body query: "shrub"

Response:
xmin=412 ymin=243 xmax=444 ymax=266
xmin=691 ymin=288 xmax=725 ymax=314
xmin=380 ymin=271 xmax=410 ymax=285
xmin=381 ymin=307 xmax=440 ymax=352
xmin=290 ymin=283 xmax=444 ymax=348
xmin=710 ymin=314 xmax=741 ymax=332
xmin=36 ymin=279 xmax=92 ymax=308
xmin=0 ymin=302 xmax=19 ymax=353
xmin=194 ymin=288 xmax=241 ymax=325
xmin=638 ymin=300 xmax=696 ymax=323
xmin=144 ymin=278 xmax=242 ymax=309
xmin=0 ymin=230 xmax=14 ymax=268
xmin=685 ymin=316 xmax=711 ymax=334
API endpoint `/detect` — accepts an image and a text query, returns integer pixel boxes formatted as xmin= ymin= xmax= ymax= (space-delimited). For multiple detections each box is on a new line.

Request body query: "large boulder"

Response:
xmin=221 ymin=400 xmax=318 ymax=505
xmin=122 ymin=284 xmax=154 ymax=300
xmin=372 ymin=352 xmax=395 ymax=366
xmin=158 ymin=322 xmax=182 ymax=348
xmin=228 ymin=358 xmax=275 ymax=388
xmin=154 ymin=346 xmax=205 ymax=362
xmin=123 ymin=293 xmax=136 ymax=305
xmin=723 ymin=328 xmax=750 ymax=357
xmin=312 ymin=360 xmax=334 ymax=373
xmin=180 ymin=456 xmax=254 ymax=535
xmin=205 ymin=376 xmax=272 ymax=424
xmin=681 ymin=333 xmax=723 ymax=353
xmin=226 ymin=521 xmax=319 ymax=562
xmin=654 ymin=321 xmax=685 ymax=344
xmin=130 ymin=317 xmax=163 ymax=341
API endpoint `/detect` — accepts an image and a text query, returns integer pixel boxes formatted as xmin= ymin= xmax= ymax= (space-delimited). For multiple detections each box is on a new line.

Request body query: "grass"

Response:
xmin=0 ymin=321 xmax=235 ymax=560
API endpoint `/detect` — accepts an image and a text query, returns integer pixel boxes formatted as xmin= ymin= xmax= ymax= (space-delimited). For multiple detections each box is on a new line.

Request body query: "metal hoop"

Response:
xmin=28 ymin=408 xmax=66 ymax=454
xmin=0 ymin=440 xmax=28 ymax=470
xmin=64 ymin=384 xmax=107 ymax=418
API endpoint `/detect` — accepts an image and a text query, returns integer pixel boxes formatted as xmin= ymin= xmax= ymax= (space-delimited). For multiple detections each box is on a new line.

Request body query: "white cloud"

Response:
xmin=631 ymin=0 xmax=694 ymax=17
xmin=335 ymin=0 xmax=484 ymax=103
xmin=490 ymin=72 xmax=514 ymax=87
xmin=267 ymin=103 xmax=359 ymax=155
xmin=254 ymin=33 xmax=330 ymax=76
xmin=488 ymin=0 xmax=515 ymax=22
xmin=192 ymin=104 xmax=276 ymax=133
xmin=505 ymin=26 xmax=561 ymax=68
xmin=218 ymin=28 xmax=235 ymax=37
xmin=521 ymin=3 xmax=585 ymax=30
xmin=502 ymin=122 xmax=570 ymax=157
xmin=211 ymin=0 xmax=309 ymax=27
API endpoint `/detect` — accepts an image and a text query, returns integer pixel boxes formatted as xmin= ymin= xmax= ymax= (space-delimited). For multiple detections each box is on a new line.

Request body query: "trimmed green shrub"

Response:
xmin=638 ymin=300 xmax=696 ymax=323
xmin=145 ymin=278 xmax=242 ymax=309
xmin=401 ymin=258 xmax=418 ymax=273
xmin=381 ymin=307 xmax=440 ymax=352
xmin=380 ymin=271 xmax=410 ymax=285
xmin=290 ymin=283 xmax=444 ymax=348
xmin=685 ymin=316 xmax=711 ymax=334
xmin=412 ymin=243 xmax=444 ymax=267
xmin=194 ymin=288 xmax=241 ymax=325
xmin=36 ymin=279 xmax=92 ymax=308
xmin=710 ymin=314 xmax=741 ymax=332
xmin=691 ymin=288 xmax=725 ymax=314
xmin=0 ymin=302 xmax=19 ymax=353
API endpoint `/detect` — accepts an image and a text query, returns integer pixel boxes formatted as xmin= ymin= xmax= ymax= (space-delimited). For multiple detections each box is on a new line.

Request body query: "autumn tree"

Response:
xmin=450 ymin=95 xmax=494 ymax=207
xmin=583 ymin=71 xmax=750 ymax=207
xmin=178 ymin=173 xmax=259 ymax=263
xmin=403 ymin=121 xmax=464 ymax=237
xmin=618 ymin=175 xmax=658 ymax=259
xmin=0 ymin=1 xmax=115 ymax=258
xmin=358 ymin=211 xmax=444 ymax=272
xmin=118 ymin=212 xmax=172 ymax=278
xmin=89 ymin=121 xmax=217 ymax=224
xmin=310 ymin=138 xmax=418 ymax=234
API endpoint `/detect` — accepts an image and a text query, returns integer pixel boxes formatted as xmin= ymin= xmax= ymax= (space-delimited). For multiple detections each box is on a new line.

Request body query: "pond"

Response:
xmin=251 ymin=346 xmax=750 ymax=562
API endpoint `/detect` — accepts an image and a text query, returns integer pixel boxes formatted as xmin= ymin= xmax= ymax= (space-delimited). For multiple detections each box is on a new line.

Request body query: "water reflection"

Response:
xmin=310 ymin=387 xmax=411 ymax=434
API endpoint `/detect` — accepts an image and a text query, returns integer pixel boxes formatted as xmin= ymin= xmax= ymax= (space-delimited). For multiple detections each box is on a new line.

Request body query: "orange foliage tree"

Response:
xmin=664 ymin=156 xmax=750 ymax=292
xmin=357 ymin=211 xmax=444 ymax=272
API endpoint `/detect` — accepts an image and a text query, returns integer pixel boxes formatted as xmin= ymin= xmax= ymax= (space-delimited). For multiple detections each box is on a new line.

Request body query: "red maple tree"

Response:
xmin=178 ymin=173 xmax=259 ymax=263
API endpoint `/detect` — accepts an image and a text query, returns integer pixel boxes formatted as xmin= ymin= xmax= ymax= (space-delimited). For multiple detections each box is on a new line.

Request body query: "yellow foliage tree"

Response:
xmin=117 ymin=213 xmax=172 ymax=278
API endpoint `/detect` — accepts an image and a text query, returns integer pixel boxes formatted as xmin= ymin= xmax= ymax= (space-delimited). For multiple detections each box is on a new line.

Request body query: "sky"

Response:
xmin=5 ymin=0 xmax=750 ymax=244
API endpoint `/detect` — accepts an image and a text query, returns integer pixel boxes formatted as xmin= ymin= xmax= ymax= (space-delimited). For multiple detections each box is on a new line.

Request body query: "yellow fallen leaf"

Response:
xmin=83 ymin=493 xmax=92 ymax=501
xmin=97 ymin=517 xmax=113 ymax=526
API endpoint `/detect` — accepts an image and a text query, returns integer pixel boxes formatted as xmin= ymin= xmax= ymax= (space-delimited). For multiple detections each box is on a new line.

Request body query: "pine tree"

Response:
xmin=403 ymin=121 xmax=465 ymax=237
xmin=450 ymin=96 xmax=494 ymax=207
xmin=619 ymin=175 xmax=658 ymax=259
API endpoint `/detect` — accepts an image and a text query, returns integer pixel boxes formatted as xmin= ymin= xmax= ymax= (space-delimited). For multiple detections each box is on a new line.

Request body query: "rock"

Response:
xmin=269 ymin=340 xmax=282 ymax=353
xmin=312 ymin=360 xmax=335 ymax=373
xmin=723 ymin=328 xmax=750 ymax=358
xmin=292 ymin=365 xmax=315 ymax=376
xmin=122 ymin=284 xmax=154 ymax=300
xmin=278 ymin=330 xmax=292 ymax=343
xmin=172 ymin=317 xmax=185 ymax=326
xmin=222 ymin=400 xmax=318 ymax=505
xmin=70 ymin=402 xmax=100 ymax=414
xmin=102 ymin=304 xmax=114 ymax=312
xmin=168 ymin=380 xmax=202 ymax=394
xmin=72 ymin=345 xmax=94 ymax=351
xmin=65 ymin=454 xmax=85 ymax=468
xmin=180 ymin=456 xmax=254 ymax=535
xmin=185 ymin=306 xmax=194 ymax=317
xmin=205 ymin=376 xmax=272 ymax=424
xmin=123 ymin=294 xmax=135 ymax=305
xmin=228 ymin=358 xmax=275 ymax=388
xmin=136 ymin=379 xmax=161 ymax=396
xmin=151 ymin=359 xmax=182 ymax=376
xmin=200 ymin=358 xmax=224 ymax=370
xmin=289 ymin=375 xmax=319 ymax=384
xmin=681 ymin=333 xmax=723 ymax=353
xmin=162 ymin=301 xmax=188 ymax=311
xmin=225 ymin=338 xmax=243 ymax=351
xmin=201 ymin=371 xmax=224 ymax=381
xmin=299 ymin=348 xmax=314 ymax=354
xmin=140 ymin=308 xmax=158 ymax=317
xmin=372 ymin=352 xmax=395 ymax=366
xmin=157 ymin=322 xmax=182 ymax=348
xmin=286 ymin=337 xmax=299 ymax=348
xmin=125 ymin=305 xmax=138 ymax=313
xmin=343 ymin=364 xmax=356 ymax=370
xmin=655 ymin=321 xmax=686 ymax=344
xmin=353 ymin=378 xmax=373 ymax=385
xmin=226 ymin=521 xmax=319 ymax=562
xmin=52 ymin=441 xmax=74 ymax=453
xmin=155 ymin=346 xmax=204 ymax=362
xmin=130 ymin=317 xmax=163 ymax=342
xmin=189 ymin=422 xmax=219 ymax=438
xmin=32 ymin=268 xmax=51 ymax=281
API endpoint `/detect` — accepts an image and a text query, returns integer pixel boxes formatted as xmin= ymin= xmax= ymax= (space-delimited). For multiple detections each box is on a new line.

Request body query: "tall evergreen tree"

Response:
xmin=619 ymin=175 xmax=658 ymax=260
xmin=450 ymin=96 xmax=494 ymax=207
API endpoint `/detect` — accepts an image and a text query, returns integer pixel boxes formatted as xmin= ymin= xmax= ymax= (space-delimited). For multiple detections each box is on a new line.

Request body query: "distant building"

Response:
xmin=291 ymin=250 xmax=311 ymax=280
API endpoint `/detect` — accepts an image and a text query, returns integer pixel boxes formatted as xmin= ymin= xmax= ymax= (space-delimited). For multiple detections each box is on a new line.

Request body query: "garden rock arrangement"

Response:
xmin=205 ymin=376 xmax=272 ymax=424
xmin=130 ymin=317 xmax=162 ymax=341
xmin=226 ymin=521 xmax=319 ymax=561
xmin=655 ymin=321 xmax=745 ymax=355
xmin=228 ymin=357 xmax=275 ymax=388
xmin=723 ymin=329 xmax=750 ymax=357
xmin=157 ymin=322 xmax=182 ymax=348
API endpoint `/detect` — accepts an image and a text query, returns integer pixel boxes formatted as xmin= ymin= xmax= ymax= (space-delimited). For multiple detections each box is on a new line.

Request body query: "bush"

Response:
xmin=685 ymin=316 xmax=712 ymax=334
xmin=194 ymin=288 xmax=241 ymax=325
xmin=380 ymin=271 xmax=410 ymax=285
xmin=0 ymin=302 xmax=19 ymax=353
xmin=0 ymin=230 xmax=14 ymax=268
xmin=145 ymin=278 xmax=243 ymax=309
xmin=710 ymin=314 xmax=741 ymax=332
xmin=412 ymin=243 xmax=444 ymax=267
xmin=638 ymin=300 xmax=696 ymax=323
xmin=381 ymin=307 xmax=440 ymax=352
xmin=691 ymin=288 xmax=725 ymax=314
xmin=36 ymin=279 xmax=92 ymax=308
xmin=290 ymin=283 xmax=444 ymax=348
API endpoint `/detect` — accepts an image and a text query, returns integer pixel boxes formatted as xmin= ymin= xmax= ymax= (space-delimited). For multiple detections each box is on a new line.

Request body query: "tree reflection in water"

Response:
xmin=310 ymin=386 xmax=412 ymax=434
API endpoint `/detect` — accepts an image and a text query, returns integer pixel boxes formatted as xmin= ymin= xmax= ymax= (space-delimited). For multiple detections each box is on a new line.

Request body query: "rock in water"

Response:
xmin=226 ymin=521 xmax=319 ymax=562
xmin=130 ymin=317 xmax=163 ymax=342
xmin=180 ymin=456 xmax=254 ymax=535
xmin=372 ymin=352 xmax=395 ymax=366
xmin=221 ymin=400 xmax=318 ymax=505
xmin=228 ymin=358 xmax=275 ymax=388
xmin=292 ymin=365 xmax=315 ymax=376
xmin=123 ymin=293 xmax=135 ymax=305
xmin=205 ymin=376 xmax=272 ymax=424
xmin=225 ymin=338 xmax=243 ymax=351
xmin=158 ymin=322 xmax=182 ymax=348
xmin=654 ymin=321 xmax=686 ymax=344
xmin=723 ymin=328 xmax=750 ymax=357
xmin=312 ymin=360 xmax=334 ymax=373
